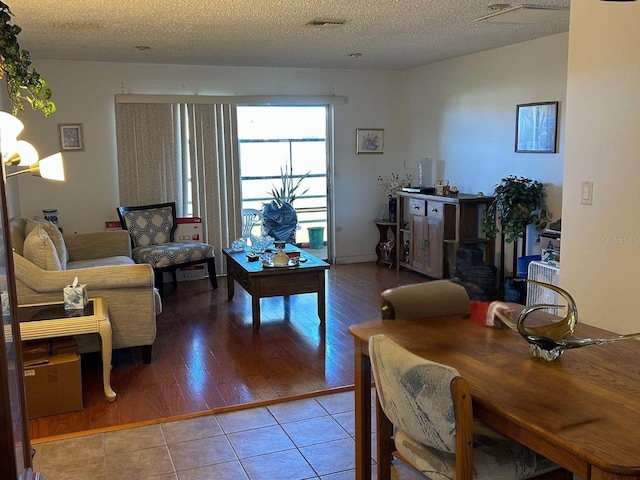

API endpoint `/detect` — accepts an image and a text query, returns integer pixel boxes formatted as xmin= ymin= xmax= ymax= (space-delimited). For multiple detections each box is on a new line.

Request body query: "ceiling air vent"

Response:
xmin=474 ymin=5 xmax=569 ymax=23
xmin=305 ymin=18 xmax=346 ymax=28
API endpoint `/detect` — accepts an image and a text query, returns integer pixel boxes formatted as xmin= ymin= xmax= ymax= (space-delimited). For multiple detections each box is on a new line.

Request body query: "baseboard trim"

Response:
xmin=31 ymin=385 xmax=356 ymax=443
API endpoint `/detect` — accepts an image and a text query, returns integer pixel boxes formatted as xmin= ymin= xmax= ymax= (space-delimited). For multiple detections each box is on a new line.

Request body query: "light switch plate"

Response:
xmin=581 ymin=180 xmax=593 ymax=205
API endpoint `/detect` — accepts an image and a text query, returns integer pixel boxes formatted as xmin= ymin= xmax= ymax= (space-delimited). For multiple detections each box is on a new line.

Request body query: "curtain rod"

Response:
xmin=115 ymin=94 xmax=348 ymax=105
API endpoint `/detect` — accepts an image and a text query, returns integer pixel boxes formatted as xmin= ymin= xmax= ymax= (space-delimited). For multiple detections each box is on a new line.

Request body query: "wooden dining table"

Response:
xmin=349 ymin=313 xmax=640 ymax=480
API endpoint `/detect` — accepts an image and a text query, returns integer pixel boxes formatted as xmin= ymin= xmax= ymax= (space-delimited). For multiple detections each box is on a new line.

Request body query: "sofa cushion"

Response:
xmin=23 ymin=226 xmax=62 ymax=271
xmin=67 ymin=256 xmax=135 ymax=269
xmin=132 ymin=242 xmax=214 ymax=268
xmin=9 ymin=217 xmax=28 ymax=256
xmin=25 ymin=219 xmax=68 ymax=269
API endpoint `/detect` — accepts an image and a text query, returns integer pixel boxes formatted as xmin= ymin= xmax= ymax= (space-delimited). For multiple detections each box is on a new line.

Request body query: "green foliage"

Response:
xmin=267 ymin=167 xmax=310 ymax=207
xmin=0 ymin=1 xmax=56 ymax=116
xmin=482 ymin=175 xmax=549 ymax=243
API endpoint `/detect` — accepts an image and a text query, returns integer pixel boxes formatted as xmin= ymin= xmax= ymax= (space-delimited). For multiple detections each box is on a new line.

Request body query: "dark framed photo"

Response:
xmin=356 ymin=128 xmax=384 ymax=154
xmin=58 ymin=123 xmax=84 ymax=151
xmin=515 ymin=102 xmax=558 ymax=153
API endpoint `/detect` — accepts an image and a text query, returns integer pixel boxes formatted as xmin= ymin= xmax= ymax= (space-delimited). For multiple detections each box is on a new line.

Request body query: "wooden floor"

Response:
xmin=28 ymin=262 xmax=427 ymax=440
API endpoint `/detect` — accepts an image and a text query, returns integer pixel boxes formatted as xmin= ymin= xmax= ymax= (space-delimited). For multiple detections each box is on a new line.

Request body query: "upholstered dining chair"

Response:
xmin=117 ymin=202 xmax=218 ymax=297
xmin=241 ymin=208 xmax=263 ymax=241
xmin=369 ymin=334 xmax=572 ymax=480
xmin=380 ymin=280 xmax=471 ymax=320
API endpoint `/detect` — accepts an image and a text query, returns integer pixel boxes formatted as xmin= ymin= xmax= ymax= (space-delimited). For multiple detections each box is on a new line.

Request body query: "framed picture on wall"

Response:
xmin=515 ymin=102 xmax=558 ymax=153
xmin=58 ymin=123 xmax=84 ymax=151
xmin=356 ymin=128 xmax=384 ymax=154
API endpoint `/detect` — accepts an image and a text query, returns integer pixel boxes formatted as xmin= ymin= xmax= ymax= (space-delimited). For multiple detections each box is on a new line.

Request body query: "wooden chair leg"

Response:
xmin=154 ymin=269 xmax=164 ymax=297
xmin=376 ymin=394 xmax=394 ymax=480
xmin=207 ymin=258 xmax=218 ymax=289
xmin=141 ymin=344 xmax=153 ymax=364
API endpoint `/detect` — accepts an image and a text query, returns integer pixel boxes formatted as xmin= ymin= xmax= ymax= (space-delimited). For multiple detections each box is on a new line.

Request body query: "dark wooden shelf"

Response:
xmin=374 ymin=220 xmax=397 ymax=267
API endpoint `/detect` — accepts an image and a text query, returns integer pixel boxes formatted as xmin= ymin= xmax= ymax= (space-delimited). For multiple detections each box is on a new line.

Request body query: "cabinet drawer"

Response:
xmin=408 ymin=198 xmax=425 ymax=216
xmin=427 ymin=201 xmax=444 ymax=219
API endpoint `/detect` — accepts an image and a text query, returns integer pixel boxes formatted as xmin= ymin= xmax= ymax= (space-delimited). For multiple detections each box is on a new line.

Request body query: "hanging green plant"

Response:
xmin=482 ymin=175 xmax=549 ymax=243
xmin=0 ymin=1 xmax=56 ymax=116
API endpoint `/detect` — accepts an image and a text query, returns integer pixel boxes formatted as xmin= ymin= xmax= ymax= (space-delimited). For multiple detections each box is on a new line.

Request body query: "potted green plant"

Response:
xmin=262 ymin=167 xmax=310 ymax=244
xmin=0 ymin=1 xmax=56 ymax=116
xmin=482 ymin=175 xmax=550 ymax=292
xmin=483 ymin=175 xmax=549 ymax=244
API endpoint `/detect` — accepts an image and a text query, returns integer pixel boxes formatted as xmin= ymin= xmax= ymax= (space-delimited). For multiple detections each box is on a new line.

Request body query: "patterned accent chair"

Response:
xmin=369 ymin=334 xmax=572 ymax=480
xmin=117 ymin=202 xmax=218 ymax=296
xmin=380 ymin=280 xmax=471 ymax=320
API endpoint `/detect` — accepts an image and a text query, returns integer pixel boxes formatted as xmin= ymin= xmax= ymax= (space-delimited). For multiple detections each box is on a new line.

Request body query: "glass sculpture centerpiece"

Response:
xmin=488 ymin=280 xmax=640 ymax=361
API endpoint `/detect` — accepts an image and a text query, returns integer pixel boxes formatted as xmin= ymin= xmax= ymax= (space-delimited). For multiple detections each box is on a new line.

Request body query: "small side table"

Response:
xmin=374 ymin=220 xmax=397 ymax=268
xmin=18 ymin=298 xmax=116 ymax=402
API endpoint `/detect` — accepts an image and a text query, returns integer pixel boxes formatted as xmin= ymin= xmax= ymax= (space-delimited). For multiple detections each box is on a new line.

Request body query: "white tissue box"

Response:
xmin=63 ymin=283 xmax=88 ymax=311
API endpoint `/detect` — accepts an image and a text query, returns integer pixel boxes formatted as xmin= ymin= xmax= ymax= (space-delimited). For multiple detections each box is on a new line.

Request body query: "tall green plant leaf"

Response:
xmin=268 ymin=167 xmax=310 ymax=207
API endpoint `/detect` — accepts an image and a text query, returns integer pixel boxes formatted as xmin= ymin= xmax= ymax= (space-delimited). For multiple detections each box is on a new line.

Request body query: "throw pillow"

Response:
xmin=23 ymin=226 xmax=62 ymax=271
xmin=121 ymin=205 xmax=174 ymax=248
xmin=25 ymin=219 xmax=68 ymax=269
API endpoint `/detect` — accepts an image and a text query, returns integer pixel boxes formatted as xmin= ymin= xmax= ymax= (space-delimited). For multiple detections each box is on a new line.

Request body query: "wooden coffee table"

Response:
xmin=223 ymin=246 xmax=330 ymax=330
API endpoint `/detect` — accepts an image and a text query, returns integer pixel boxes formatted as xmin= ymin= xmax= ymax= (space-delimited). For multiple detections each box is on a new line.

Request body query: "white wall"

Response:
xmin=403 ymin=33 xmax=569 ymax=263
xmin=17 ymin=33 xmax=569 ymax=268
xmin=561 ymin=2 xmax=640 ymax=334
xmin=17 ymin=62 xmax=407 ymax=264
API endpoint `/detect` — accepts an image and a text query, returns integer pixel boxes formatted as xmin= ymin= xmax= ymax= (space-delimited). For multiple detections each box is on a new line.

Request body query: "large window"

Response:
xmin=237 ymin=106 xmax=328 ymax=245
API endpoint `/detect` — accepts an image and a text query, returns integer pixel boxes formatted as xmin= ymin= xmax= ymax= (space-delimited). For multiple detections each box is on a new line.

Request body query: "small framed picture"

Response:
xmin=58 ymin=123 xmax=84 ymax=151
xmin=515 ymin=102 xmax=558 ymax=153
xmin=356 ymin=128 xmax=384 ymax=154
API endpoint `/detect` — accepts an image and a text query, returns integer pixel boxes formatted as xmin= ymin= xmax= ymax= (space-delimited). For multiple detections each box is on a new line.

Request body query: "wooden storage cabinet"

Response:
xmin=397 ymin=192 xmax=494 ymax=278
xmin=409 ymin=214 xmax=425 ymax=271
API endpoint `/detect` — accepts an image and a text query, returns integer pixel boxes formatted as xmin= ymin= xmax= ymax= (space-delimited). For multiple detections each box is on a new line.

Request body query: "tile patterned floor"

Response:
xmin=31 ymin=390 xmax=426 ymax=480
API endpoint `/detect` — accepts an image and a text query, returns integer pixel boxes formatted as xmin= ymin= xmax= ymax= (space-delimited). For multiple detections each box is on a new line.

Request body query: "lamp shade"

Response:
xmin=0 ymin=111 xmax=25 ymax=148
xmin=36 ymin=152 xmax=65 ymax=181
xmin=14 ymin=140 xmax=39 ymax=166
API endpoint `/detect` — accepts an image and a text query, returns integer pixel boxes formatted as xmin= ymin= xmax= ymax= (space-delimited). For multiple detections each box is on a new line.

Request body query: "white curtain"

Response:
xmin=115 ymin=102 xmax=242 ymax=275
xmin=186 ymin=103 xmax=241 ymax=274
xmin=115 ymin=103 xmax=185 ymax=209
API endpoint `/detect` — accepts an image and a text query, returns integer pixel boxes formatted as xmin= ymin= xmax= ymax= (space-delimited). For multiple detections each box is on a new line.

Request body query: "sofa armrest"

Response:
xmin=64 ymin=230 xmax=132 ymax=261
xmin=13 ymin=251 xmax=152 ymax=294
xmin=13 ymin=252 xmax=160 ymax=354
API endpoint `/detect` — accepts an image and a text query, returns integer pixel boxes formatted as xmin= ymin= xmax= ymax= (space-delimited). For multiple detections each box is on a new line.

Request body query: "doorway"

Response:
xmin=237 ymin=105 xmax=331 ymax=260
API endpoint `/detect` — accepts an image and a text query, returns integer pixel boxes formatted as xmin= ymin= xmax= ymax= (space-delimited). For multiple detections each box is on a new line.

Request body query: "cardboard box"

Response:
xmin=51 ymin=337 xmax=81 ymax=356
xmin=23 ymin=340 xmax=50 ymax=367
xmin=165 ymin=217 xmax=207 ymax=282
xmin=23 ymin=339 xmax=83 ymax=418
xmin=104 ymin=220 xmax=122 ymax=232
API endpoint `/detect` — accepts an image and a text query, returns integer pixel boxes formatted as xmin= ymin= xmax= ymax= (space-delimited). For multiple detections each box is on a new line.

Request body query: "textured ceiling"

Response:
xmin=10 ymin=0 xmax=571 ymax=70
